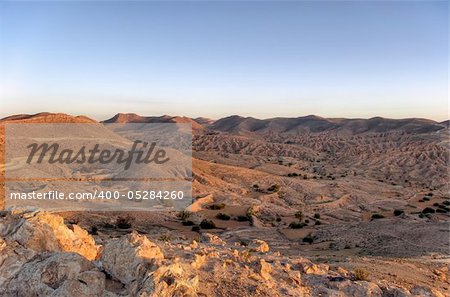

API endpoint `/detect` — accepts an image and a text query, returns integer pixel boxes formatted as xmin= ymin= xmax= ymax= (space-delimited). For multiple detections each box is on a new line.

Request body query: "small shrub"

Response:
xmin=436 ymin=208 xmax=446 ymax=213
xmin=393 ymin=209 xmax=404 ymax=216
xmin=418 ymin=199 xmax=424 ymax=203
xmin=305 ymin=219 xmax=310 ymax=224
xmin=433 ymin=203 xmax=440 ymax=207
xmin=200 ymin=219 xmax=216 ymax=229
xmin=178 ymin=210 xmax=192 ymax=221
xmin=239 ymin=240 xmax=249 ymax=246
xmin=371 ymin=214 xmax=385 ymax=219
xmin=442 ymin=201 xmax=450 ymax=206
xmin=302 ymin=234 xmax=314 ymax=244
xmin=216 ymin=213 xmax=231 ymax=220
xmin=159 ymin=234 xmax=171 ymax=242
xmin=182 ymin=220 xmax=195 ymax=226
xmin=353 ymin=268 xmax=370 ymax=281
xmin=102 ymin=222 xmax=114 ymax=229
xmin=89 ymin=226 xmax=98 ymax=235
xmin=294 ymin=211 xmax=304 ymax=220
xmin=315 ymin=220 xmax=322 ymax=225
xmin=314 ymin=213 xmax=320 ymax=219
xmin=191 ymin=226 xmax=200 ymax=232
xmin=236 ymin=215 xmax=250 ymax=222
xmin=423 ymin=197 xmax=430 ymax=201
xmin=267 ymin=184 xmax=280 ymax=192
xmin=289 ymin=221 xmax=307 ymax=229
xmin=116 ymin=216 xmax=132 ymax=229
xmin=208 ymin=203 xmax=226 ymax=210
xmin=422 ymin=207 xmax=435 ymax=214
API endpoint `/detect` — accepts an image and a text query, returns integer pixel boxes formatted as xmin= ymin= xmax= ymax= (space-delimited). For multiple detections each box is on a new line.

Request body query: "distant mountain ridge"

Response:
xmin=0 ymin=112 xmax=447 ymax=134
xmin=210 ymin=115 xmax=446 ymax=134
xmin=102 ymin=113 xmax=204 ymax=130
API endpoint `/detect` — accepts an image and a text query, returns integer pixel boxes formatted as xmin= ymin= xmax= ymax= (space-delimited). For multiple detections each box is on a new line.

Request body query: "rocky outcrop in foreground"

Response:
xmin=0 ymin=211 xmax=447 ymax=297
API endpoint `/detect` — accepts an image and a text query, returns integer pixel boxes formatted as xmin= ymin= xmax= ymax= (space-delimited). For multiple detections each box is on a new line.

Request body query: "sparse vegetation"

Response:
xmin=289 ymin=221 xmax=307 ymax=229
xmin=216 ymin=213 xmax=231 ymax=220
xmin=422 ymin=207 xmax=435 ymax=214
xmin=182 ymin=220 xmax=195 ymax=226
xmin=302 ymin=233 xmax=314 ymax=244
xmin=294 ymin=211 xmax=304 ymax=220
xmin=89 ymin=226 xmax=98 ymax=235
xmin=178 ymin=210 xmax=192 ymax=221
xmin=371 ymin=214 xmax=385 ymax=220
xmin=158 ymin=234 xmax=171 ymax=242
xmin=353 ymin=268 xmax=370 ymax=281
xmin=267 ymin=184 xmax=280 ymax=192
xmin=208 ymin=203 xmax=226 ymax=210
xmin=116 ymin=216 xmax=133 ymax=229
xmin=315 ymin=220 xmax=322 ymax=225
xmin=200 ymin=219 xmax=216 ymax=229
xmin=393 ymin=209 xmax=404 ymax=216
xmin=236 ymin=215 xmax=250 ymax=222
xmin=314 ymin=213 xmax=320 ymax=219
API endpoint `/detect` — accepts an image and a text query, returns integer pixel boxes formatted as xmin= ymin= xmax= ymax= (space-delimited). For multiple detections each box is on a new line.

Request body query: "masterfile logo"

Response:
xmin=3 ymin=123 xmax=192 ymax=211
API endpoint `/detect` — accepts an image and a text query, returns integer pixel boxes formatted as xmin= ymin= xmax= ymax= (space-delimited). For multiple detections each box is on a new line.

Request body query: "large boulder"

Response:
xmin=1 ymin=252 xmax=106 ymax=297
xmin=0 ymin=211 xmax=99 ymax=260
xmin=100 ymin=232 xmax=164 ymax=286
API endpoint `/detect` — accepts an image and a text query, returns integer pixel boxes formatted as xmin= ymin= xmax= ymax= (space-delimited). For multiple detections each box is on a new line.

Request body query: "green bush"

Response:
xmin=216 ymin=213 xmax=231 ymax=220
xmin=200 ymin=219 xmax=216 ymax=229
xmin=182 ymin=220 xmax=195 ymax=226
xmin=353 ymin=268 xmax=370 ymax=281
xmin=302 ymin=234 xmax=314 ymax=244
xmin=89 ymin=226 xmax=98 ymax=235
xmin=393 ymin=209 xmax=404 ymax=216
xmin=178 ymin=210 xmax=192 ymax=221
xmin=289 ymin=221 xmax=307 ymax=229
xmin=371 ymin=214 xmax=385 ymax=219
xmin=267 ymin=184 xmax=280 ymax=192
xmin=208 ymin=203 xmax=226 ymax=210
xmin=236 ymin=215 xmax=250 ymax=222
xmin=422 ymin=207 xmax=435 ymax=214
xmin=294 ymin=211 xmax=304 ymax=220
xmin=116 ymin=216 xmax=132 ymax=229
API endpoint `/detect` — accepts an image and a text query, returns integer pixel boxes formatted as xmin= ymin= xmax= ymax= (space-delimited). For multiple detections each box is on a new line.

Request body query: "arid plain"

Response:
xmin=0 ymin=112 xmax=448 ymax=296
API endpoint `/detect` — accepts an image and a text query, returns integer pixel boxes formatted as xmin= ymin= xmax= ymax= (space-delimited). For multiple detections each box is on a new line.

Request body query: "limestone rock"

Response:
xmin=100 ymin=231 xmax=164 ymax=285
xmin=200 ymin=233 xmax=226 ymax=246
xmin=0 ymin=211 xmax=99 ymax=260
xmin=248 ymin=239 xmax=270 ymax=253
xmin=1 ymin=252 xmax=106 ymax=297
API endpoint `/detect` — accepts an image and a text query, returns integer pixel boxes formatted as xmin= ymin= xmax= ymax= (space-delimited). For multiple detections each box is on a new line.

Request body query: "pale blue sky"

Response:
xmin=0 ymin=1 xmax=448 ymax=121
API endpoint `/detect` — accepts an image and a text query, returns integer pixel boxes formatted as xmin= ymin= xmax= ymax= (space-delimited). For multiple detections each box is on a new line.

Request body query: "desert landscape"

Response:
xmin=0 ymin=112 xmax=448 ymax=296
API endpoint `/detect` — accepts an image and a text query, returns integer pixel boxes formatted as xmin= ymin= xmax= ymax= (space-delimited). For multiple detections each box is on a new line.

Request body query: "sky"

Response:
xmin=0 ymin=1 xmax=448 ymax=121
